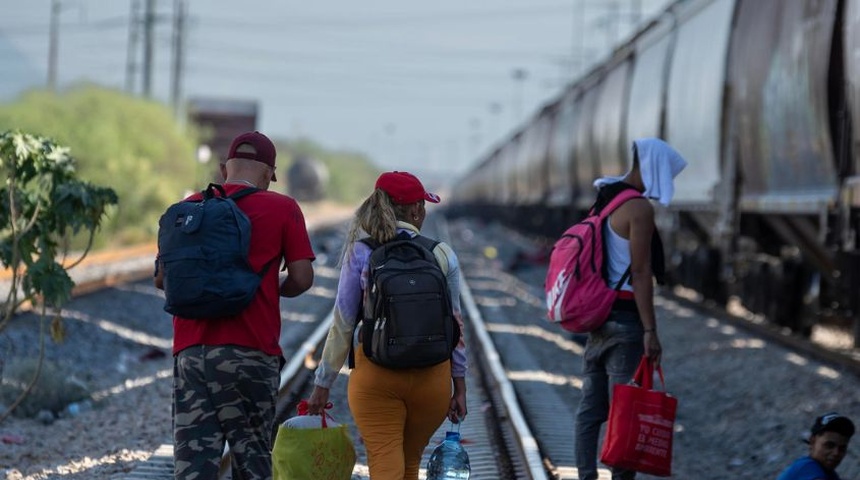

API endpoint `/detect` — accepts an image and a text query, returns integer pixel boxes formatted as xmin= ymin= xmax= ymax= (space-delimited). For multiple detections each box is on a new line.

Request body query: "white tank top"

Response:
xmin=603 ymin=214 xmax=633 ymax=292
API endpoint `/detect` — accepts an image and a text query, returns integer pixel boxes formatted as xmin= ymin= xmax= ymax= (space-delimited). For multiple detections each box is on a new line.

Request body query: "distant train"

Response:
xmin=448 ymin=0 xmax=860 ymax=342
xmin=286 ymin=154 xmax=329 ymax=202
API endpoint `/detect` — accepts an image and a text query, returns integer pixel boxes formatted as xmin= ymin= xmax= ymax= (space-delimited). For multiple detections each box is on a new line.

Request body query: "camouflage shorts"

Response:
xmin=173 ymin=345 xmax=279 ymax=480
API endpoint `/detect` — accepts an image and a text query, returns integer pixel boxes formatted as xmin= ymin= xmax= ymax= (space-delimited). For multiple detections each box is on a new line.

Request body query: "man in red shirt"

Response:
xmin=155 ymin=131 xmax=315 ymax=479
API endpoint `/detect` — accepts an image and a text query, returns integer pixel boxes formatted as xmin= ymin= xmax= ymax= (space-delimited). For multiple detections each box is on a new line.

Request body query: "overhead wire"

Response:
xmin=0 ymin=15 xmax=130 ymax=35
xmin=191 ymin=3 xmax=579 ymax=30
xmin=3 ymin=1 xmax=635 ymax=162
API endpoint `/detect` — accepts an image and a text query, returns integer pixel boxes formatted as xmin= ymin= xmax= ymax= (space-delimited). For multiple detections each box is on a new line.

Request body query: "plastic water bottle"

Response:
xmin=426 ymin=429 xmax=471 ymax=480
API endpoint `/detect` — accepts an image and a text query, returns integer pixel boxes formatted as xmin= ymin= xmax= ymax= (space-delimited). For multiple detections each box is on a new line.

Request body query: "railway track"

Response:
xmin=445 ymin=218 xmax=860 ymax=479
xmin=120 ymin=215 xmax=540 ymax=480
xmin=5 ymin=214 xmax=860 ymax=480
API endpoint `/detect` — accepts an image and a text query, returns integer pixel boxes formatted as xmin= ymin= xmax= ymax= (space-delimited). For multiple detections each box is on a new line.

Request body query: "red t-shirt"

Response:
xmin=171 ymin=184 xmax=315 ymax=356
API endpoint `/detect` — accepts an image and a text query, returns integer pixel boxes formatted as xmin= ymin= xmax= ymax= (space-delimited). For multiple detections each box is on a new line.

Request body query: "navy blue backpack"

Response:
xmin=157 ymin=183 xmax=272 ymax=319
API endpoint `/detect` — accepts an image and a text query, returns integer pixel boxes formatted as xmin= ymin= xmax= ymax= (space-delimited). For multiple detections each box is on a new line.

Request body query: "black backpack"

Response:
xmin=157 ymin=183 xmax=272 ymax=319
xmin=358 ymin=233 xmax=459 ymax=369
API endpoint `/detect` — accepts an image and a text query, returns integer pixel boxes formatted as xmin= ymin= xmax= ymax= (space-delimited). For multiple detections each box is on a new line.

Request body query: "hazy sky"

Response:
xmin=2 ymin=0 xmax=672 ymax=176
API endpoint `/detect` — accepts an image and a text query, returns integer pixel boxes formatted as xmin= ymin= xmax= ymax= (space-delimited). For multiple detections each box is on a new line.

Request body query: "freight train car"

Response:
xmin=286 ymin=154 xmax=329 ymax=202
xmin=449 ymin=0 xmax=860 ymax=343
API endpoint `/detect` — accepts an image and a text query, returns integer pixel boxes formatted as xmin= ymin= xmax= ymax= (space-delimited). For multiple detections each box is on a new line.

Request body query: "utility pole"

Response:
xmin=142 ymin=0 xmax=156 ymax=98
xmin=47 ymin=0 xmax=60 ymax=90
xmin=170 ymin=0 xmax=187 ymax=116
xmin=125 ymin=0 xmax=140 ymax=94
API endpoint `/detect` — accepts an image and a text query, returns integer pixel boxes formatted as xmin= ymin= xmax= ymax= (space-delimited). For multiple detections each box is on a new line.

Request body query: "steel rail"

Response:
xmin=435 ymin=216 xmax=549 ymax=480
xmin=217 ymin=310 xmax=334 ymax=479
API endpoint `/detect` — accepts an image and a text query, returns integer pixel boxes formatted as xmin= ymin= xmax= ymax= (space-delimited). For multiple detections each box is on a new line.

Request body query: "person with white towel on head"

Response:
xmin=575 ymin=138 xmax=687 ymax=480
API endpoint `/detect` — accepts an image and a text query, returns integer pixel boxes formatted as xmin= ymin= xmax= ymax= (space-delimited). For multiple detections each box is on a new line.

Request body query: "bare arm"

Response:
xmin=626 ymin=199 xmax=662 ymax=365
xmin=449 ymin=376 xmax=468 ymax=423
xmin=279 ymin=258 xmax=314 ymax=297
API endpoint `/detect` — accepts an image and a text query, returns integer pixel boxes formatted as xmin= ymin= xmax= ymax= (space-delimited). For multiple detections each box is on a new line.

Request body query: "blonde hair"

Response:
xmin=339 ymin=188 xmax=412 ymax=265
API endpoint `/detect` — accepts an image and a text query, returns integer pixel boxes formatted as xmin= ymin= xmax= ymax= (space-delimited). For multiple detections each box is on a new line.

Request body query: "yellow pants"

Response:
xmin=348 ymin=346 xmax=451 ymax=480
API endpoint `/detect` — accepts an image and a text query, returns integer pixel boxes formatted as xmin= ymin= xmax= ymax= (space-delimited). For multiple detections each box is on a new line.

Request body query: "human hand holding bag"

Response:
xmin=272 ymin=400 xmax=356 ymax=480
xmin=599 ymin=355 xmax=677 ymax=477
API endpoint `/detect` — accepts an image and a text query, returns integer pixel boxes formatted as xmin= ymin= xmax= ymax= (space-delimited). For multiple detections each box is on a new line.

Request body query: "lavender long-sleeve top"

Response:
xmin=314 ymin=221 xmax=467 ymax=389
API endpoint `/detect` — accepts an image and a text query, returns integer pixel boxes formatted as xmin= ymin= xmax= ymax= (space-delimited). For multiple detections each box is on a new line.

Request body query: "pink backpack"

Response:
xmin=545 ymin=189 xmax=642 ymax=332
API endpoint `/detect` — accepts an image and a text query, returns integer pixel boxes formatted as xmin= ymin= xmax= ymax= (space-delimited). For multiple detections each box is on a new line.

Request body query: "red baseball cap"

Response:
xmin=227 ymin=131 xmax=277 ymax=181
xmin=375 ymin=171 xmax=441 ymax=205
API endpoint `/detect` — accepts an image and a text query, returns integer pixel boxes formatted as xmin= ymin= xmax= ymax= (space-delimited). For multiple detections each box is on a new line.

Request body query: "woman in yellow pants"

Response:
xmin=350 ymin=347 xmax=451 ymax=477
xmin=307 ymin=171 xmax=468 ymax=480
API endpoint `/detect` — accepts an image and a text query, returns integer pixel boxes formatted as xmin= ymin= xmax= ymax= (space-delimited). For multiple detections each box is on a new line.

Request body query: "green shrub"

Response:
xmin=0 ymin=86 xmax=383 ymax=248
xmin=0 ymin=84 xmax=199 ymax=248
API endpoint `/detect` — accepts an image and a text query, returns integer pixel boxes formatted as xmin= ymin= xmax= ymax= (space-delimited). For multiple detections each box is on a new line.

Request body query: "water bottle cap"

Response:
xmin=445 ymin=431 xmax=460 ymax=441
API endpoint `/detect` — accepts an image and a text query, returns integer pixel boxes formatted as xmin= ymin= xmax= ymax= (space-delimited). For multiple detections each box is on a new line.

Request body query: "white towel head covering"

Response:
xmin=592 ymin=138 xmax=688 ymax=206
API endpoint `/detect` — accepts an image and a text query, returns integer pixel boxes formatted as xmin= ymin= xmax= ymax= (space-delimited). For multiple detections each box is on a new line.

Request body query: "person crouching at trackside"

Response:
xmin=778 ymin=412 xmax=855 ymax=480
xmin=575 ymin=138 xmax=687 ymax=480
xmin=306 ymin=171 xmax=468 ymax=480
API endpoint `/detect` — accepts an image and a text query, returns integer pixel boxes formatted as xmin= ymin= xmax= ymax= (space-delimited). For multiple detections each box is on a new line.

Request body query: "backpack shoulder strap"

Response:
xmin=412 ymin=235 xmax=450 ymax=276
xmin=227 ymin=186 xmax=260 ymax=202
xmin=200 ymin=183 xmax=259 ymax=202
xmin=599 ymin=189 xmax=642 ymax=218
xmin=198 ymin=183 xmax=224 ymax=201
xmin=411 ymin=234 xmax=440 ymax=253
xmin=600 ymin=188 xmax=641 ymax=289
xmin=221 ymin=185 xmax=271 ymax=275
xmin=349 ymin=237 xmax=379 ymax=370
xmin=359 ymin=237 xmax=379 ymax=250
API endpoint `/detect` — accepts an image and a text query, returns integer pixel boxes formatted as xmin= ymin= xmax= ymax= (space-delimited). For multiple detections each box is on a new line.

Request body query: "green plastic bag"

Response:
xmin=272 ymin=417 xmax=356 ymax=480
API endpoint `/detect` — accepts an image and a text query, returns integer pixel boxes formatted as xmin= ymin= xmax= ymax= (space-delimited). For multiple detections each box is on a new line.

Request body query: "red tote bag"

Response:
xmin=599 ymin=356 xmax=677 ymax=477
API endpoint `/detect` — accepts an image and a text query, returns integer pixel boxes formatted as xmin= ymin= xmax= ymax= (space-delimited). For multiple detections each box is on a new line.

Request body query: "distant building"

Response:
xmin=187 ymin=97 xmax=258 ymax=181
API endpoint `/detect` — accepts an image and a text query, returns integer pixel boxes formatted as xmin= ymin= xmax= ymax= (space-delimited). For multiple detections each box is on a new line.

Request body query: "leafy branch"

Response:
xmin=0 ymin=131 xmax=117 ymax=421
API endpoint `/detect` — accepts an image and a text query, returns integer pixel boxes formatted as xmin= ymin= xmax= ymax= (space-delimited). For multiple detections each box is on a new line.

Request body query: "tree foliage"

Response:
xmin=0 ymin=85 xmax=385 ymax=252
xmin=0 ymin=85 xmax=199 ymax=247
xmin=0 ymin=130 xmax=117 ymax=329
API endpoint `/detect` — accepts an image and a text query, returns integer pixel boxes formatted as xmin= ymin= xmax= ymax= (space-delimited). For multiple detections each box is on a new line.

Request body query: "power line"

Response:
xmin=1 ymin=15 xmax=130 ymax=35
xmin=47 ymin=0 xmax=60 ymax=90
xmin=170 ymin=0 xmax=187 ymax=117
xmin=125 ymin=0 xmax=140 ymax=93
xmin=186 ymin=38 xmax=570 ymax=64
xmin=192 ymin=3 xmax=581 ymax=30
xmin=182 ymin=59 xmax=531 ymax=88
xmin=142 ymin=0 xmax=155 ymax=97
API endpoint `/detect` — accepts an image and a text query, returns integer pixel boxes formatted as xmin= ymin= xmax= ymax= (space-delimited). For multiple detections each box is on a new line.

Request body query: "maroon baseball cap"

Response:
xmin=227 ymin=131 xmax=277 ymax=181
xmin=375 ymin=171 xmax=441 ymax=205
